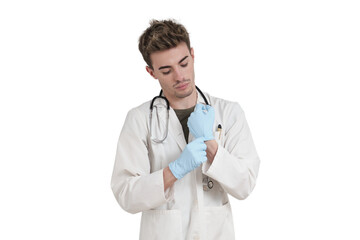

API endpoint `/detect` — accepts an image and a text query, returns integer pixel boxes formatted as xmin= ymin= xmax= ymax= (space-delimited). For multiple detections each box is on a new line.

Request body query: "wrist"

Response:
xmin=204 ymin=140 xmax=218 ymax=164
xmin=168 ymin=161 xmax=182 ymax=179
xmin=163 ymin=166 xmax=177 ymax=191
xmin=204 ymin=134 xmax=214 ymax=141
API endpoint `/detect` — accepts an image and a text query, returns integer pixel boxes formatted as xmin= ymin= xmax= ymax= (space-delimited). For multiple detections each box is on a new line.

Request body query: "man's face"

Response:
xmin=146 ymin=42 xmax=195 ymax=101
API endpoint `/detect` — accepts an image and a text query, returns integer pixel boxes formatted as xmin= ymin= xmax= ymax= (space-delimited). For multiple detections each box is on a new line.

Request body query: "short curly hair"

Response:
xmin=138 ymin=19 xmax=191 ymax=69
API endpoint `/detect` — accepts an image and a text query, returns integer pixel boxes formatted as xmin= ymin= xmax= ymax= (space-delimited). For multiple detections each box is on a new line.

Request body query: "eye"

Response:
xmin=162 ymin=70 xmax=171 ymax=75
xmin=181 ymin=62 xmax=188 ymax=67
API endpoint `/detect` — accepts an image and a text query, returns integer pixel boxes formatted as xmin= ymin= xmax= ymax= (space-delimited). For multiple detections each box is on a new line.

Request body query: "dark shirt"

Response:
xmin=173 ymin=106 xmax=195 ymax=143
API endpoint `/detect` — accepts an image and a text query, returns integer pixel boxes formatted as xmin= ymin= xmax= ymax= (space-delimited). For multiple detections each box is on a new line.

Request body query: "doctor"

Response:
xmin=111 ymin=19 xmax=260 ymax=240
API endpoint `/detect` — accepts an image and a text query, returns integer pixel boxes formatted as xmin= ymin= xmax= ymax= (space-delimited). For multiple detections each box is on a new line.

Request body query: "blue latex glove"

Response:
xmin=187 ymin=103 xmax=215 ymax=141
xmin=169 ymin=137 xmax=207 ymax=179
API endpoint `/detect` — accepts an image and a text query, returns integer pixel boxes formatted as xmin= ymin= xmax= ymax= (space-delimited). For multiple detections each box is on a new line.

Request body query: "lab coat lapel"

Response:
xmin=167 ymin=108 xmax=187 ymax=151
xmin=195 ymin=91 xmax=208 ymax=106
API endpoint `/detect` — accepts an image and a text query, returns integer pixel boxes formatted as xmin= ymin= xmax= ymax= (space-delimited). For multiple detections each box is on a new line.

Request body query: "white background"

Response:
xmin=1 ymin=0 xmax=359 ymax=239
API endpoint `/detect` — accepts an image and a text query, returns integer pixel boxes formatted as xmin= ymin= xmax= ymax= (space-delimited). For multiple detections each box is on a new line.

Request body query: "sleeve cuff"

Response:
xmin=202 ymin=144 xmax=225 ymax=177
xmin=160 ymin=169 xmax=175 ymax=202
xmin=142 ymin=169 xmax=174 ymax=208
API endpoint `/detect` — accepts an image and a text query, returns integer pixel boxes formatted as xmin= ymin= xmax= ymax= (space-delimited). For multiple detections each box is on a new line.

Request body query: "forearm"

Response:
xmin=204 ymin=145 xmax=260 ymax=199
xmin=163 ymin=166 xmax=177 ymax=191
xmin=111 ymin=169 xmax=168 ymax=214
xmin=205 ymin=140 xmax=218 ymax=164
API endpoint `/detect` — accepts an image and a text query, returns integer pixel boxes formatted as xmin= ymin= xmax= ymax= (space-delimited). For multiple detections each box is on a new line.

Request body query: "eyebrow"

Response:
xmin=158 ymin=56 xmax=189 ymax=70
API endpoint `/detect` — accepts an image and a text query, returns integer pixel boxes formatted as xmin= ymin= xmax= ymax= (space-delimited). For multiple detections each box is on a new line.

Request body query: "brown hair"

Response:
xmin=138 ymin=19 xmax=191 ymax=69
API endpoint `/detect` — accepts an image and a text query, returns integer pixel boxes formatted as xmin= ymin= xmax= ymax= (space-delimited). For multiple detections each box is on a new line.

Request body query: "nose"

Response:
xmin=173 ymin=66 xmax=185 ymax=81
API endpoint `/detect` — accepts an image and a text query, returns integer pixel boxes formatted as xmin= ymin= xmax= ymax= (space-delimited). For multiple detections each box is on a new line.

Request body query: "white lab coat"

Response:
xmin=111 ymin=91 xmax=260 ymax=240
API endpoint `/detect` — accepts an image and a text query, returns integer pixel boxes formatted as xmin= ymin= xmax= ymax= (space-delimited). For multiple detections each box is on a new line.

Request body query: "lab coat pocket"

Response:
xmin=203 ymin=202 xmax=235 ymax=240
xmin=140 ymin=209 xmax=183 ymax=240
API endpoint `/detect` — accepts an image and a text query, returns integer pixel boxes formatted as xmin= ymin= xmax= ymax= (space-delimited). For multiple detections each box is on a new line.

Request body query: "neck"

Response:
xmin=167 ymin=90 xmax=197 ymax=110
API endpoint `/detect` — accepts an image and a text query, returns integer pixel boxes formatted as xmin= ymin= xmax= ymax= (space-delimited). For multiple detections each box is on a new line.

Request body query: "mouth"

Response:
xmin=175 ymin=82 xmax=190 ymax=90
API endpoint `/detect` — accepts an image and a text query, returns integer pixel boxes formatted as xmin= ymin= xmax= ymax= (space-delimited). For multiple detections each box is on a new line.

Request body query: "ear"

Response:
xmin=190 ymin=48 xmax=195 ymax=60
xmin=146 ymin=66 xmax=157 ymax=80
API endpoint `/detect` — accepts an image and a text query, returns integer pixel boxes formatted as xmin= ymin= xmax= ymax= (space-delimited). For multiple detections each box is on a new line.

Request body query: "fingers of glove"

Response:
xmin=199 ymin=141 xmax=207 ymax=151
xmin=192 ymin=138 xmax=207 ymax=150
xmin=201 ymin=105 xmax=209 ymax=115
xmin=206 ymin=105 xmax=215 ymax=116
xmin=194 ymin=149 xmax=207 ymax=162
xmin=200 ymin=150 xmax=207 ymax=157
xmin=194 ymin=154 xmax=207 ymax=164
xmin=194 ymin=103 xmax=205 ymax=113
xmin=193 ymin=151 xmax=207 ymax=166
xmin=204 ymin=104 xmax=212 ymax=111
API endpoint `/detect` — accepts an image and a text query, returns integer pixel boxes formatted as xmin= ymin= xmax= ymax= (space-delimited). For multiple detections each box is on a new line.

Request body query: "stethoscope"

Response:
xmin=149 ymin=85 xmax=214 ymax=190
xmin=150 ymin=85 xmax=209 ymax=143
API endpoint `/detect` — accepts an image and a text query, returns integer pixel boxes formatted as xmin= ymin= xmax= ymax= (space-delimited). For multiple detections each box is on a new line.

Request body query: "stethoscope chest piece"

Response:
xmin=203 ymin=176 xmax=214 ymax=191
xmin=207 ymin=179 xmax=214 ymax=189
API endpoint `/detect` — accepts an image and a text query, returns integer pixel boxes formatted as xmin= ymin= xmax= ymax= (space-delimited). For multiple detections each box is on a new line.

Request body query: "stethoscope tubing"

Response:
xmin=150 ymin=85 xmax=209 ymax=110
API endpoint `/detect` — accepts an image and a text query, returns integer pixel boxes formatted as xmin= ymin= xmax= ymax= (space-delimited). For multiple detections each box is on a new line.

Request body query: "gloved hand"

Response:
xmin=169 ymin=137 xmax=207 ymax=179
xmin=187 ymin=103 xmax=215 ymax=141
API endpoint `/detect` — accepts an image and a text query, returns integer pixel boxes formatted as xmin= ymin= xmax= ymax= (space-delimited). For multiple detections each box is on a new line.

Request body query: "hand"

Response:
xmin=187 ymin=103 xmax=215 ymax=141
xmin=168 ymin=137 xmax=207 ymax=179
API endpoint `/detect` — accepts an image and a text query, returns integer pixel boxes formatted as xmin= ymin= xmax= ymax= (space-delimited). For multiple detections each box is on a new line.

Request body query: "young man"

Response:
xmin=111 ymin=19 xmax=260 ymax=240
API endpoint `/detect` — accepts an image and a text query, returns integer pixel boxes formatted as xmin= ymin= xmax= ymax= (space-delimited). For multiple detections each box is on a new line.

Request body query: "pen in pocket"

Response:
xmin=217 ymin=124 xmax=222 ymax=140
